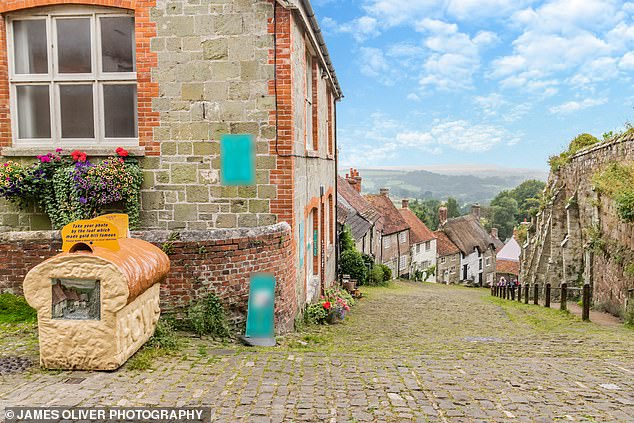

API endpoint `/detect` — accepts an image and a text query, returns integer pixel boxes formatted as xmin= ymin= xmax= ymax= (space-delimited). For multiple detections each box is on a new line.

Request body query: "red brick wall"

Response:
xmin=0 ymin=0 xmax=160 ymax=155
xmin=0 ymin=224 xmax=298 ymax=334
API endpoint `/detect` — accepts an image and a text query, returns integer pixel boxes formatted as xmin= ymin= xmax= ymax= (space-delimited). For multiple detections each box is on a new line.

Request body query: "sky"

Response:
xmin=312 ymin=0 xmax=634 ymax=171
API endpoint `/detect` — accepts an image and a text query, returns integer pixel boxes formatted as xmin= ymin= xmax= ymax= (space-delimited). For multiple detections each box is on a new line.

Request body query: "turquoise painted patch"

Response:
xmin=245 ymin=273 xmax=276 ymax=339
xmin=220 ymin=134 xmax=255 ymax=186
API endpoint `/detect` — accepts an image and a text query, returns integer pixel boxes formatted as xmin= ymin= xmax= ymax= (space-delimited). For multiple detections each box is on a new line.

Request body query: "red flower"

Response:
xmin=116 ymin=147 xmax=129 ymax=157
xmin=322 ymin=301 xmax=331 ymax=310
xmin=71 ymin=150 xmax=87 ymax=162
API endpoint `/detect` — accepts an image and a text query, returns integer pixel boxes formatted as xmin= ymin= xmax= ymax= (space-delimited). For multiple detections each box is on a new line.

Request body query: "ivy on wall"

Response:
xmin=0 ymin=148 xmax=143 ymax=229
xmin=592 ymin=162 xmax=634 ymax=223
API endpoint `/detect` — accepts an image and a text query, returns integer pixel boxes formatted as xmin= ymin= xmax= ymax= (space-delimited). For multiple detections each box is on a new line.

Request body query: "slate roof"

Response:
xmin=496 ymin=259 xmax=520 ymax=276
xmin=399 ymin=208 xmax=435 ymax=244
xmin=336 ymin=176 xmax=383 ymax=241
xmin=442 ymin=214 xmax=498 ymax=255
xmin=337 ymin=194 xmax=373 ymax=241
xmin=434 ymin=230 xmax=460 ymax=256
xmin=337 ymin=177 xmax=380 ymax=223
xmin=365 ymin=194 xmax=410 ymax=235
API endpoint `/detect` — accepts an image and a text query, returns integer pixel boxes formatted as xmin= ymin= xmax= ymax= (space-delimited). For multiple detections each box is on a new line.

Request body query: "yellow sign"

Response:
xmin=61 ymin=216 xmax=127 ymax=252
xmin=100 ymin=213 xmax=130 ymax=236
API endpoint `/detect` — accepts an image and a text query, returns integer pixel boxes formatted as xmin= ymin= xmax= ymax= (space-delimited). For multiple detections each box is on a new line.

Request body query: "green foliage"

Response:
xmin=379 ymin=264 xmax=392 ymax=282
xmin=585 ymin=224 xmax=605 ymax=254
xmin=368 ymin=265 xmax=389 ymax=286
xmin=304 ymin=303 xmax=328 ymax=325
xmin=161 ymin=232 xmax=181 ymax=255
xmin=515 ymin=224 xmax=528 ymax=245
xmin=340 ymin=250 xmax=367 ymax=283
xmin=445 ymin=197 xmax=461 ymax=219
xmin=549 ymin=133 xmax=600 ymax=172
xmin=408 ymin=199 xmax=441 ymax=230
xmin=340 ymin=225 xmax=356 ymax=252
xmin=187 ymin=294 xmax=230 ymax=339
xmin=424 ymin=264 xmax=436 ymax=280
xmin=0 ymin=293 xmax=37 ymax=324
xmin=486 ymin=192 xmax=519 ymax=240
xmin=593 ymin=162 xmax=634 ymax=223
xmin=127 ymin=318 xmax=182 ymax=370
xmin=0 ymin=150 xmax=143 ymax=229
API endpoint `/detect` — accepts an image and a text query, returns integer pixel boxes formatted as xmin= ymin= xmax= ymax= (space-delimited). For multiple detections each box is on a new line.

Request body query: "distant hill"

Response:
xmin=348 ymin=167 xmax=547 ymax=205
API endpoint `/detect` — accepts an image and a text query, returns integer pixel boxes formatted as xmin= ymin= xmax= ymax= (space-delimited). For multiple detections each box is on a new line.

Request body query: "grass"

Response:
xmin=0 ymin=293 xmax=37 ymax=324
xmin=126 ymin=319 xmax=184 ymax=370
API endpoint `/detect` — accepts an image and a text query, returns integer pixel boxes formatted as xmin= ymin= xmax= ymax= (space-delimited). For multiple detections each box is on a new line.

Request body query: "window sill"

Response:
xmin=306 ymin=150 xmax=320 ymax=158
xmin=1 ymin=146 xmax=147 ymax=157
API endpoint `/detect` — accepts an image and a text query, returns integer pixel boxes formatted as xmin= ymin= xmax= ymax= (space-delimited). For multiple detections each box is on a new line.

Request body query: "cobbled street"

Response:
xmin=2 ymin=282 xmax=634 ymax=422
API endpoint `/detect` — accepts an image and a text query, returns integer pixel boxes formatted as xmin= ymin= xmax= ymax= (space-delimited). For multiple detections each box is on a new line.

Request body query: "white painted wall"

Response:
xmin=410 ymin=239 xmax=437 ymax=282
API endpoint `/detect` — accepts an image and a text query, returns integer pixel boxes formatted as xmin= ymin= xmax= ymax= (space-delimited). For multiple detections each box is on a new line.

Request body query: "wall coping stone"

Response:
xmin=0 ymin=222 xmax=291 ymax=243
xmin=569 ymin=131 xmax=634 ymax=162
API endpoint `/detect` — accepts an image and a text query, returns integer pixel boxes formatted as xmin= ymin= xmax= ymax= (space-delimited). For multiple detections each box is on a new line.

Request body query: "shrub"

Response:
xmin=617 ymin=191 xmax=634 ymax=222
xmin=0 ymin=293 xmax=37 ymax=324
xmin=593 ymin=162 xmax=634 ymax=223
xmin=187 ymin=294 xmax=230 ymax=339
xmin=127 ymin=318 xmax=182 ymax=370
xmin=368 ymin=265 xmax=386 ymax=286
xmin=305 ymin=303 xmax=328 ymax=325
xmin=340 ymin=225 xmax=355 ymax=252
xmin=379 ymin=264 xmax=392 ymax=281
xmin=549 ymin=133 xmax=600 ymax=173
xmin=340 ymin=250 xmax=367 ymax=283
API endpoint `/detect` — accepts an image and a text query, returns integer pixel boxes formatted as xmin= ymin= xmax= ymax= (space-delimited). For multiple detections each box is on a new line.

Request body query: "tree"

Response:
xmin=509 ymin=179 xmax=545 ymax=222
xmin=488 ymin=193 xmax=519 ymax=240
xmin=409 ymin=199 xmax=441 ymax=230
xmin=446 ymin=197 xmax=461 ymax=218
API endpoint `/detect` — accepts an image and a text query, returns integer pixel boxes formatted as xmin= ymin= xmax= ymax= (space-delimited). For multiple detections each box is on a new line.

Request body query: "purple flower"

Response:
xmin=79 ymin=197 xmax=87 ymax=204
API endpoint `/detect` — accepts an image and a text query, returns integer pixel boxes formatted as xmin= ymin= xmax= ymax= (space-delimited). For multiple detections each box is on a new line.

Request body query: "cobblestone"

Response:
xmin=2 ymin=282 xmax=634 ymax=421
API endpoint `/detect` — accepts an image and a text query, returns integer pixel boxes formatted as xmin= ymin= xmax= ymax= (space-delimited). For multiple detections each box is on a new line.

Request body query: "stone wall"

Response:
xmin=0 ymin=223 xmax=297 ymax=333
xmin=521 ymin=131 xmax=634 ymax=317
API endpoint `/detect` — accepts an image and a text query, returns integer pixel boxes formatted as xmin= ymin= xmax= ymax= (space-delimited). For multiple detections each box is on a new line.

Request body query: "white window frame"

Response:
xmin=384 ymin=236 xmax=391 ymax=249
xmin=7 ymin=6 xmax=138 ymax=148
xmin=440 ymin=257 xmax=446 ymax=264
xmin=399 ymin=232 xmax=406 ymax=244
xmin=399 ymin=255 xmax=407 ymax=270
xmin=485 ymin=257 xmax=491 ymax=267
xmin=425 ymin=241 xmax=431 ymax=251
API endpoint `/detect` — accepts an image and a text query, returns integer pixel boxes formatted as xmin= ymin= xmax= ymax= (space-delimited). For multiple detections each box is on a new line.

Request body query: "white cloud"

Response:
xmin=397 ymin=120 xmax=516 ymax=152
xmin=406 ymin=93 xmax=421 ymax=102
xmin=549 ymin=97 xmax=608 ymax=114
xmin=474 ymin=93 xmax=506 ymax=116
xmin=447 ymin=0 xmax=534 ymax=20
xmin=358 ymin=47 xmax=399 ymax=85
xmin=620 ymin=51 xmax=634 ymax=70
xmin=323 ymin=16 xmax=381 ymax=42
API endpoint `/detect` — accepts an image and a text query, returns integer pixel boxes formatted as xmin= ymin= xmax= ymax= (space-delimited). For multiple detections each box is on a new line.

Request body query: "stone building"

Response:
xmin=434 ymin=229 xmax=460 ymax=285
xmin=336 ymin=171 xmax=382 ymax=258
xmin=0 ymin=0 xmax=342 ymax=332
xmin=365 ymin=188 xmax=410 ymax=279
xmin=438 ymin=206 xmax=497 ymax=287
xmin=398 ymin=199 xmax=436 ymax=281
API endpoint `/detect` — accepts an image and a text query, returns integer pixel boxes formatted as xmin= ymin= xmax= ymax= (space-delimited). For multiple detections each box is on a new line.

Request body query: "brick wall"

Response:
xmin=0 ymin=223 xmax=297 ymax=333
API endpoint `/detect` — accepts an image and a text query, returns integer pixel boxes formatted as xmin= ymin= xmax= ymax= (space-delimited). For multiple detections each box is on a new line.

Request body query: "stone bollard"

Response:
xmin=533 ymin=284 xmax=539 ymax=305
xmin=545 ymin=283 xmax=551 ymax=308
xmin=560 ymin=283 xmax=567 ymax=311
xmin=582 ymin=284 xmax=591 ymax=321
xmin=524 ymin=284 xmax=529 ymax=304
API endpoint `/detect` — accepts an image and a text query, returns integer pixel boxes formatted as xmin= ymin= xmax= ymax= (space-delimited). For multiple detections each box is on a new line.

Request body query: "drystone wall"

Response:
xmin=521 ymin=131 xmax=634 ymax=318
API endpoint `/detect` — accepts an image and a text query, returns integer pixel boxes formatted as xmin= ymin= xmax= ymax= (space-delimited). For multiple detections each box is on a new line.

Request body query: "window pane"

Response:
xmin=104 ymin=84 xmax=137 ymax=138
xmin=57 ymin=18 xmax=92 ymax=73
xmin=100 ymin=17 xmax=135 ymax=73
xmin=13 ymin=20 xmax=48 ymax=74
xmin=16 ymin=85 xmax=51 ymax=139
xmin=60 ymin=85 xmax=94 ymax=138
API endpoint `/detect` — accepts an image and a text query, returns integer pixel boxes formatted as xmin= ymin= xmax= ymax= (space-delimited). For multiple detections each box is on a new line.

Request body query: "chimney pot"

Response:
xmin=379 ymin=188 xmax=390 ymax=197
xmin=402 ymin=199 xmax=409 ymax=209
xmin=439 ymin=206 xmax=448 ymax=226
xmin=491 ymin=228 xmax=499 ymax=239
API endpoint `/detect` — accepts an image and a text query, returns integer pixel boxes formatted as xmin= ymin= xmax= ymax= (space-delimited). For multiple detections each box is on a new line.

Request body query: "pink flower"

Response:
xmin=55 ymin=148 xmax=63 ymax=153
xmin=116 ymin=147 xmax=129 ymax=157
xmin=37 ymin=155 xmax=51 ymax=163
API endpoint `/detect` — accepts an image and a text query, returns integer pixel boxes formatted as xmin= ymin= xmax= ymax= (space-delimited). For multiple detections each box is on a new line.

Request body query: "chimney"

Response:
xmin=402 ymin=199 xmax=409 ymax=209
xmin=472 ymin=203 xmax=481 ymax=221
xmin=379 ymin=188 xmax=390 ymax=197
xmin=439 ymin=206 xmax=448 ymax=227
xmin=352 ymin=168 xmax=362 ymax=193
xmin=491 ymin=227 xmax=498 ymax=239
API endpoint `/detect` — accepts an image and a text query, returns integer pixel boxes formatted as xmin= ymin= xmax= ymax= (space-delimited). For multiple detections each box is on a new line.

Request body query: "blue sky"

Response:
xmin=313 ymin=0 xmax=634 ymax=171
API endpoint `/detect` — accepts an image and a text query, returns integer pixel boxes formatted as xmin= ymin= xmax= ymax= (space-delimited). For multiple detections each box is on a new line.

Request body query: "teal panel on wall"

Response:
xmin=245 ymin=273 xmax=276 ymax=339
xmin=220 ymin=134 xmax=255 ymax=186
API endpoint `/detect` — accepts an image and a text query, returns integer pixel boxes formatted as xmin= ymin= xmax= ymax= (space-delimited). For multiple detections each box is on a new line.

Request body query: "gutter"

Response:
xmin=279 ymin=0 xmax=343 ymax=100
